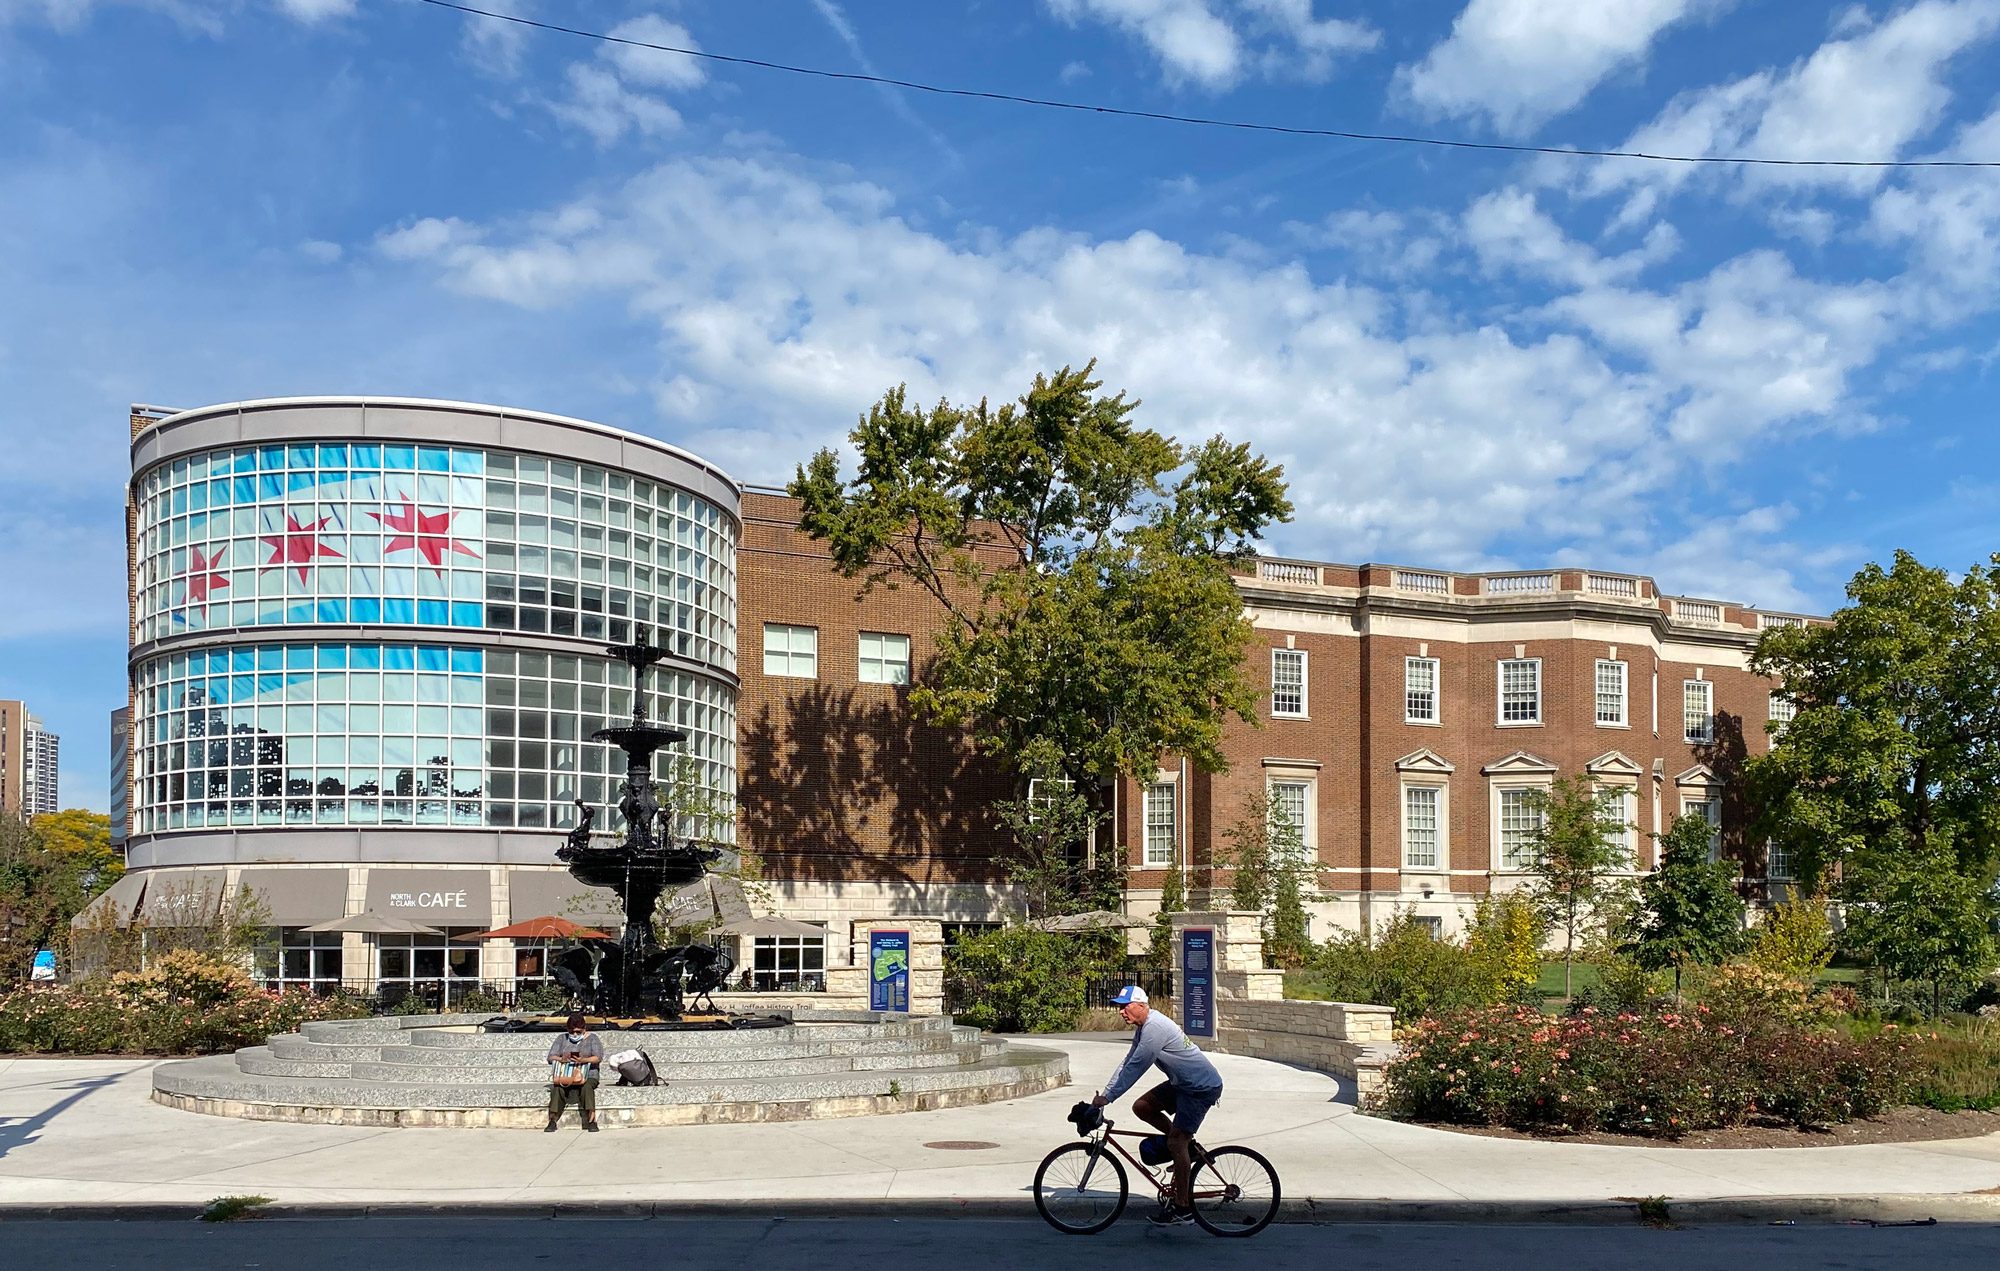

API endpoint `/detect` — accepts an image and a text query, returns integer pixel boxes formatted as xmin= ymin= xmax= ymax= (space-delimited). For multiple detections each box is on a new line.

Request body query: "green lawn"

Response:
xmin=1535 ymin=961 xmax=1601 ymax=999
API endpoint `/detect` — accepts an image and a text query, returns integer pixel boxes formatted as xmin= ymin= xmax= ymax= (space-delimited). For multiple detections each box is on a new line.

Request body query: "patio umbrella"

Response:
xmin=714 ymin=915 xmax=831 ymax=939
xmin=299 ymin=911 xmax=444 ymax=936
xmin=452 ymin=915 xmax=612 ymax=941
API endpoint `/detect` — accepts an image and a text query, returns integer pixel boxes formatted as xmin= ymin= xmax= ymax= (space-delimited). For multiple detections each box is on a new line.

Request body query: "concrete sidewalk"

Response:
xmin=3 ymin=1037 xmax=1999 ymax=1212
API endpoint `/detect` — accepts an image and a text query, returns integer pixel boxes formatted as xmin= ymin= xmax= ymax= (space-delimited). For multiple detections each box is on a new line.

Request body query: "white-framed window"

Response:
xmin=1684 ymin=679 xmax=1713 ymax=743
xmin=1402 ymin=784 xmax=1440 ymax=869
xmin=1143 ymin=782 xmax=1176 ymax=867
xmin=1768 ymin=839 xmax=1794 ymax=881
xmin=1595 ymin=659 xmax=1627 ymax=726
xmin=1683 ymin=797 xmax=1722 ymax=860
xmin=1267 ymin=778 xmax=1312 ymax=865
xmin=1405 ymin=656 xmax=1439 ymax=724
xmin=1498 ymin=658 xmax=1541 ymax=725
xmin=762 ymin=623 xmax=818 ymax=679
xmin=1271 ymin=648 xmax=1306 ymax=717
xmin=1596 ymin=784 xmax=1637 ymax=865
xmin=1498 ymin=787 xmax=1542 ymax=868
xmin=1769 ymin=690 xmax=1796 ymax=737
xmin=858 ymin=631 xmax=910 ymax=685
xmin=750 ymin=931 xmax=826 ymax=991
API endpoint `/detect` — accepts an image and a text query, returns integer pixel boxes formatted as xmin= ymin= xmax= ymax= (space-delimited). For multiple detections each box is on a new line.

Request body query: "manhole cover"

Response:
xmin=923 ymin=1140 xmax=1001 ymax=1150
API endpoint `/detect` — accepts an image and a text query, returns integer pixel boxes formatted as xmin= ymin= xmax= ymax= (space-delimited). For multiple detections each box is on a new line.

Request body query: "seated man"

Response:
xmin=1091 ymin=986 xmax=1223 ymax=1225
xmin=545 ymin=1013 xmax=605 ymax=1132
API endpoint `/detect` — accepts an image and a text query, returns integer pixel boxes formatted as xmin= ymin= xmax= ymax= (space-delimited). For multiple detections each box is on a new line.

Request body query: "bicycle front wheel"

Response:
xmin=1188 ymin=1145 xmax=1280 ymax=1237
xmin=1033 ymin=1141 xmax=1129 ymax=1235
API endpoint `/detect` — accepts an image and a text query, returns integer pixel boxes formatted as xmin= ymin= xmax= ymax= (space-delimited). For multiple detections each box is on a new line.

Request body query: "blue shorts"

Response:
xmin=1144 ymin=1080 xmax=1222 ymax=1135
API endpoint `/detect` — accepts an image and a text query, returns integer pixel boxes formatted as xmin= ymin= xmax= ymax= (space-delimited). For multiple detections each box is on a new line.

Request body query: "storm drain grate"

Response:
xmin=923 ymin=1140 xmax=1002 ymax=1150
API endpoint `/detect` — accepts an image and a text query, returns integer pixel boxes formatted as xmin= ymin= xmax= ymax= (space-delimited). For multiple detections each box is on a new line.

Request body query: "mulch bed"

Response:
xmin=1415 ymin=1105 xmax=2000 ymax=1149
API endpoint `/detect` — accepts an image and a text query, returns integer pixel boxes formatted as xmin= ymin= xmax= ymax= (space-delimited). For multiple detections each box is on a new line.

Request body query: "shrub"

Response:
xmin=0 ymin=951 xmax=368 ymax=1055
xmin=1383 ymin=1002 xmax=1917 ymax=1136
xmin=1698 ymin=963 xmax=1836 ymax=1029
xmin=1748 ymin=893 xmax=1835 ymax=979
xmin=1856 ymin=1016 xmax=2000 ymax=1112
xmin=1466 ymin=892 xmax=1544 ymax=1004
xmin=454 ymin=990 xmax=504 ymax=1014
xmin=1299 ymin=912 xmax=1495 ymax=1018
xmin=946 ymin=925 xmax=1121 ymax=1033
xmin=517 ymin=984 xmax=571 ymax=1014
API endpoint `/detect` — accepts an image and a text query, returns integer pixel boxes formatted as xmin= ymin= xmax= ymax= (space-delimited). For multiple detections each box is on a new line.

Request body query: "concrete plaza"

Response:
xmin=3 ymin=1035 xmax=1999 ymax=1212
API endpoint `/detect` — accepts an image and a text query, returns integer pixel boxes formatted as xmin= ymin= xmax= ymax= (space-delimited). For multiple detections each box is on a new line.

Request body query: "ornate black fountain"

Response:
xmin=547 ymin=627 xmax=728 ymax=1019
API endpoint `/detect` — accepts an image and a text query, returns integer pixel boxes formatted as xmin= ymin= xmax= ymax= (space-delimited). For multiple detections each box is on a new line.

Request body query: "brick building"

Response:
xmin=740 ymin=500 xmax=1815 ymax=940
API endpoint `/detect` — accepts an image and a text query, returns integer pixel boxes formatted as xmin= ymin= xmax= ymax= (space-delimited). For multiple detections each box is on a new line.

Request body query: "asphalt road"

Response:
xmin=3 ymin=1217 xmax=1998 ymax=1271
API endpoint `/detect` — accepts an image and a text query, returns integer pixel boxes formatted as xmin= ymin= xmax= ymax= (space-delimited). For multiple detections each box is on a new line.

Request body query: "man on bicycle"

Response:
xmin=1092 ymin=985 xmax=1222 ymax=1225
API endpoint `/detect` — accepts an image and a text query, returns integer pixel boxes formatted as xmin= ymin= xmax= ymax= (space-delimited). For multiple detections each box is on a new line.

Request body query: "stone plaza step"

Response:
xmin=155 ymin=1010 xmax=1070 ymax=1129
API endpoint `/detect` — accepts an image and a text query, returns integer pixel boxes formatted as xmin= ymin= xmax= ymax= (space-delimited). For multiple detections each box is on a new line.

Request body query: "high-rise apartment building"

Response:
xmin=0 ymin=701 xmax=59 ymax=817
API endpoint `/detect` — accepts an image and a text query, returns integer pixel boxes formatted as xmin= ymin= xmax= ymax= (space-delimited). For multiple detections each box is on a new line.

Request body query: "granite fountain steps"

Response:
xmin=151 ymin=1009 xmax=1068 ymax=1128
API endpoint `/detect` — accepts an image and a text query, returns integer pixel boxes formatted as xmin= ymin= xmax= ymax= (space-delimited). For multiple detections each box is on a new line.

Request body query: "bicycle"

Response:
xmin=1032 ymin=1102 xmax=1280 ymax=1237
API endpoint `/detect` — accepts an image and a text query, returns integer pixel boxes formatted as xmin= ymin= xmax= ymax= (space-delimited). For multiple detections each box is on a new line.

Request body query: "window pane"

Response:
xmin=1403 ymin=785 xmax=1438 ymax=868
xmin=1405 ymin=657 xmax=1437 ymax=723
xmin=1500 ymin=789 xmax=1540 ymax=868
xmin=1268 ymin=781 xmax=1308 ymax=863
xmin=1271 ymin=649 xmax=1305 ymax=716
xmin=1595 ymin=660 xmax=1626 ymax=725
xmin=1683 ymin=680 xmax=1713 ymax=742
xmin=1143 ymin=783 xmax=1176 ymax=867
xmin=1500 ymin=659 xmax=1540 ymax=723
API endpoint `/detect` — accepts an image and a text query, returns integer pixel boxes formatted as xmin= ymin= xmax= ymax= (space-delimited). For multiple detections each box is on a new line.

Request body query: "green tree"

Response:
xmin=1219 ymin=794 xmax=1273 ymax=912
xmin=1522 ymin=777 xmax=1634 ymax=1002
xmin=0 ymin=811 xmax=122 ymax=980
xmin=1147 ymin=858 xmax=1188 ymax=971
xmin=1466 ymin=890 xmax=1544 ymax=1003
xmin=789 ymin=363 xmax=1293 ymax=822
xmin=991 ymin=783 xmax=1127 ymax=919
xmin=947 ymin=924 xmax=1122 ymax=1032
xmin=1264 ymin=804 xmax=1312 ymax=969
xmin=1748 ymin=551 xmax=2000 ymax=892
xmin=1627 ymin=813 xmax=1747 ymax=1001
xmin=1747 ymin=891 xmax=1836 ymax=980
xmin=1840 ymin=831 xmax=1997 ymax=1016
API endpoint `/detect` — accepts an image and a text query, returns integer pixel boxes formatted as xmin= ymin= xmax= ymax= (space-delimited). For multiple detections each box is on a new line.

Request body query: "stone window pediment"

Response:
xmin=1585 ymin=750 xmax=1645 ymax=778
xmin=1481 ymin=749 xmax=1558 ymax=777
xmin=1394 ymin=747 xmax=1455 ymax=775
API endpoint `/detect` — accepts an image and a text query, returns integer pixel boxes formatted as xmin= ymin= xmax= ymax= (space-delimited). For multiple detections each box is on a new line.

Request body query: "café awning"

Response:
xmin=362 ymin=869 xmax=493 ymax=927
xmin=505 ymin=869 xmax=622 ymax=926
xmin=716 ymin=916 xmax=829 ymax=940
xmin=1027 ymin=910 xmax=1149 ymax=932
xmin=70 ymin=872 xmax=148 ymax=930
xmin=235 ymin=869 xmax=348 ymax=927
xmin=139 ymin=868 xmax=231 ymax=927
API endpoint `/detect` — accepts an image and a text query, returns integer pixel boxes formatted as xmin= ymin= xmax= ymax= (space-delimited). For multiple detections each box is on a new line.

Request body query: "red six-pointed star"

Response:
xmin=260 ymin=514 xmax=343 ymax=584
xmin=181 ymin=543 xmax=229 ymax=614
xmin=373 ymin=500 xmax=479 ymax=571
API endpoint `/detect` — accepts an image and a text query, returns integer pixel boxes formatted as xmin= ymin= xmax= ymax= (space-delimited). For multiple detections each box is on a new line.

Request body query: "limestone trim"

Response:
xmin=1584 ymin=750 xmax=1645 ymax=777
xmin=1393 ymin=747 xmax=1454 ymax=774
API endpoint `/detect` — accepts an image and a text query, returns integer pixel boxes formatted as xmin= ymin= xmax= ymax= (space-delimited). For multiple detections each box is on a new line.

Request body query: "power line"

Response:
xmin=416 ymin=0 xmax=2000 ymax=169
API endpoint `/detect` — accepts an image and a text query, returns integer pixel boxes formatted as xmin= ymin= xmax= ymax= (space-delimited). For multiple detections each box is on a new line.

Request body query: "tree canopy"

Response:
xmin=1627 ymin=812 xmax=1746 ymax=998
xmin=790 ymin=362 xmax=1293 ymax=797
xmin=1522 ymin=776 xmax=1633 ymax=1000
xmin=0 ymin=811 xmax=121 ymax=980
xmin=1748 ymin=550 xmax=2000 ymax=889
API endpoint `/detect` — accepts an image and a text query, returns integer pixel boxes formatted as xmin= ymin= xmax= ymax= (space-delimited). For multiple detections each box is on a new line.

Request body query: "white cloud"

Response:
xmin=545 ymin=15 xmax=705 ymax=145
xmin=1584 ymin=0 xmax=2000 ymax=201
xmin=458 ymin=0 xmax=536 ymax=78
xmin=374 ymin=152 xmax=1910 ymax=589
xmin=273 ymin=0 xmax=352 ymax=21
xmin=1463 ymin=188 xmax=1680 ymax=288
xmin=1398 ymin=0 xmax=1728 ymax=137
xmin=1045 ymin=0 xmax=1373 ymax=90
xmin=298 ymin=238 xmax=342 ymax=263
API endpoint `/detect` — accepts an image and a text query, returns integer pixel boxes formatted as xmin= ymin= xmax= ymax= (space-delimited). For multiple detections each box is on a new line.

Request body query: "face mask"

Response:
xmin=568 ymin=1031 xmax=584 ymax=1041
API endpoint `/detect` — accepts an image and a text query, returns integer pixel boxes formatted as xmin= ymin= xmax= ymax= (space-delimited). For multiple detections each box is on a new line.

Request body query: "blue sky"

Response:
xmin=2 ymin=0 xmax=1998 ymax=812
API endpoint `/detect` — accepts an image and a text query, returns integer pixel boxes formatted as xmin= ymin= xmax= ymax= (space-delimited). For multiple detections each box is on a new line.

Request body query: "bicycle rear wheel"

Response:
xmin=1187 ymin=1145 xmax=1280 ymax=1237
xmin=1033 ymin=1142 xmax=1129 ymax=1235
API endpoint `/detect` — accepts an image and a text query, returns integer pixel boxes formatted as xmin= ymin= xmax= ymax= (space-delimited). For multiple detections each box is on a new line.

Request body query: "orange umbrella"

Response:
xmin=453 ymin=915 xmax=612 ymax=941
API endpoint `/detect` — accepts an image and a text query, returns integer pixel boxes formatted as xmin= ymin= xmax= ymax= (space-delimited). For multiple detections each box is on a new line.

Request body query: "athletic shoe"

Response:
xmin=544 ymin=1121 xmax=559 ymax=1133
xmin=1148 ymin=1204 xmax=1194 ymax=1227
xmin=584 ymin=1121 xmax=600 ymax=1133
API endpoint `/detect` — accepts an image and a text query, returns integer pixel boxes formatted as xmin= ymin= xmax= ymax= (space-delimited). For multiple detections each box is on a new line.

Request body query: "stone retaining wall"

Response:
xmin=1212 ymin=998 xmax=1397 ymax=1103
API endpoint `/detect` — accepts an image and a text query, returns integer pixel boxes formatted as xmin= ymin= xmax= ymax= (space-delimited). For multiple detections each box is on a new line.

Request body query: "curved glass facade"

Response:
xmin=129 ymin=421 xmax=738 ymax=850
xmin=132 ymin=443 xmax=736 ymax=672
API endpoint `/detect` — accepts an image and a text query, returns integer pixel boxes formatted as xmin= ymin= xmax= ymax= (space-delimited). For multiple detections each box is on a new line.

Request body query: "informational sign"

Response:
xmin=869 ymin=929 xmax=911 ymax=1013
xmin=30 ymin=950 xmax=55 ymax=982
xmin=1180 ymin=928 xmax=1214 ymax=1038
xmin=363 ymin=869 xmax=492 ymax=925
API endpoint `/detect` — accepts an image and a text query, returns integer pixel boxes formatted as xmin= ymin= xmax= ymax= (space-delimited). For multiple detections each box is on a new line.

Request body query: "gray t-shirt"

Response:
xmin=1103 ymin=1011 xmax=1222 ymax=1103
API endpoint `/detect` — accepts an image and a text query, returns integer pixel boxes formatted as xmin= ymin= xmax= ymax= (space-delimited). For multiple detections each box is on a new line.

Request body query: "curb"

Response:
xmin=2 ymin=1195 xmax=1997 ymax=1225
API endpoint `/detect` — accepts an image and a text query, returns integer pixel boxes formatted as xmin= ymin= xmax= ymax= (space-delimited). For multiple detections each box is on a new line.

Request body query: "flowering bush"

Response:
xmin=1382 ymin=1002 xmax=1917 ymax=1136
xmin=0 ymin=951 xmax=369 ymax=1055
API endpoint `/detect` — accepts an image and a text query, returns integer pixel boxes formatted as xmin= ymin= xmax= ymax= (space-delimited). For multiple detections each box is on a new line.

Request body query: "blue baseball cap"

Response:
xmin=1110 ymin=985 xmax=1148 ymax=1006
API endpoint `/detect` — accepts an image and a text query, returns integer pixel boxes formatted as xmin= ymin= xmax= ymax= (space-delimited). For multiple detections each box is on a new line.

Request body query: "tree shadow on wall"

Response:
xmin=1692 ymin=712 xmax=1762 ymax=891
xmin=737 ymin=683 xmax=1014 ymax=904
